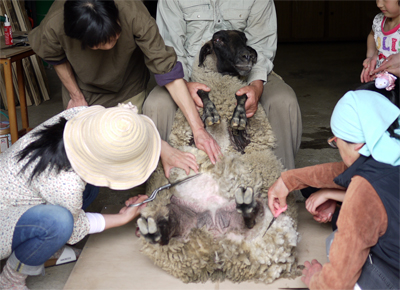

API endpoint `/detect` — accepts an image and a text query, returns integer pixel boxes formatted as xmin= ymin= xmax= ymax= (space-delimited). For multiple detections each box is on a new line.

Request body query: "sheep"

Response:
xmin=137 ymin=30 xmax=300 ymax=284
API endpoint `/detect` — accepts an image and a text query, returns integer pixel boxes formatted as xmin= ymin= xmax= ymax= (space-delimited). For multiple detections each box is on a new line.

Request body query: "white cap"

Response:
xmin=4 ymin=14 xmax=10 ymax=25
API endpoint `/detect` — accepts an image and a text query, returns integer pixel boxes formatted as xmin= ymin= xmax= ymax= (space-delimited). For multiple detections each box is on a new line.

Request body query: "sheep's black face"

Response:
xmin=211 ymin=30 xmax=257 ymax=77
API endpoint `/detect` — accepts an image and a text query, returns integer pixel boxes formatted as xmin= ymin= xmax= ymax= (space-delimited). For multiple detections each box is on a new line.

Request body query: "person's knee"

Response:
xmin=262 ymin=83 xmax=298 ymax=110
xmin=143 ymin=86 xmax=177 ymax=115
xmin=43 ymin=205 xmax=74 ymax=241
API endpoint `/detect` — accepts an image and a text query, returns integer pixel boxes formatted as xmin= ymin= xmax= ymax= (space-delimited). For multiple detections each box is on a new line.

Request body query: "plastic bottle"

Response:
xmin=4 ymin=14 xmax=13 ymax=45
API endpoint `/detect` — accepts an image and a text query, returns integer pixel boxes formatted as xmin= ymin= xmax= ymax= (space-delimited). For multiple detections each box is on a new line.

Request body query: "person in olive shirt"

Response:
xmin=29 ymin=0 xmax=221 ymax=164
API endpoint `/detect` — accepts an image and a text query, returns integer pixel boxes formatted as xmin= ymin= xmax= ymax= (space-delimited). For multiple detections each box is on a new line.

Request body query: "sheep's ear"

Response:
xmin=199 ymin=42 xmax=213 ymax=67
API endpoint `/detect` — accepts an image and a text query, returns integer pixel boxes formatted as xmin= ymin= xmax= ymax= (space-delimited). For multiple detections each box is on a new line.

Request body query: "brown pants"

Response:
xmin=143 ymin=73 xmax=302 ymax=170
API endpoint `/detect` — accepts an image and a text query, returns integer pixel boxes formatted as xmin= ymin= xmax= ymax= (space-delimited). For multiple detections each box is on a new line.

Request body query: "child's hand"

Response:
xmin=361 ymin=57 xmax=377 ymax=83
xmin=306 ymin=190 xmax=329 ymax=215
xmin=313 ymin=199 xmax=336 ymax=223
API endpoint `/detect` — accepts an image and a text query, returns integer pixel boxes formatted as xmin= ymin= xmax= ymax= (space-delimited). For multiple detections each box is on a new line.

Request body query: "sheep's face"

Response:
xmin=199 ymin=30 xmax=257 ymax=77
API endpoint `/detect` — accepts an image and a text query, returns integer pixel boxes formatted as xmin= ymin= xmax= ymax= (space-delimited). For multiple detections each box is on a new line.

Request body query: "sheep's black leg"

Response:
xmin=197 ymin=89 xmax=220 ymax=126
xmin=137 ymin=217 xmax=165 ymax=244
xmin=235 ymin=186 xmax=260 ymax=229
xmin=137 ymin=200 xmax=197 ymax=245
xmin=231 ymin=94 xmax=247 ymax=131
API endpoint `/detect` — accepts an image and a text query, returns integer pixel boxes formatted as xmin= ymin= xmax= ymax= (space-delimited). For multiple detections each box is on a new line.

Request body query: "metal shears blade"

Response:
xmin=128 ymin=173 xmax=202 ymax=207
xmin=265 ymin=217 xmax=277 ymax=232
xmin=263 ymin=205 xmax=288 ymax=236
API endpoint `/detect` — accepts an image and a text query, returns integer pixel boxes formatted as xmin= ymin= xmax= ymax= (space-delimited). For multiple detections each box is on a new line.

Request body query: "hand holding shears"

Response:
xmin=264 ymin=176 xmax=290 ymax=235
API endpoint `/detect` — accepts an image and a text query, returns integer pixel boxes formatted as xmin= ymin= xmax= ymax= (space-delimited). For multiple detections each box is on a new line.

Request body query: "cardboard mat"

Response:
xmin=64 ymin=205 xmax=332 ymax=290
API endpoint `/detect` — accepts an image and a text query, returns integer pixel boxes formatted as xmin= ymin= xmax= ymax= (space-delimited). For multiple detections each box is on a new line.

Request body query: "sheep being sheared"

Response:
xmin=137 ymin=30 xmax=300 ymax=284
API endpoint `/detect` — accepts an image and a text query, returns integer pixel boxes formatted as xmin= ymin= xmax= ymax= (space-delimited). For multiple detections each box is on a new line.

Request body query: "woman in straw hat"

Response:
xmin=0 ymin=104 xmax=198 ymax=290
xmin=268 ymin=90 xmax=400 ymax=289
xmin=28 ymin=0 xmax=221 ymax=165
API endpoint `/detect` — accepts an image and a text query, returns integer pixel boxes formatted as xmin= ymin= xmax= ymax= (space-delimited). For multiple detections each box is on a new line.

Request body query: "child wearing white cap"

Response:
xmin=267 ymin=90 xmax=400 ymax=289
xmin=0 ymin=104 xmax=198 ymax=290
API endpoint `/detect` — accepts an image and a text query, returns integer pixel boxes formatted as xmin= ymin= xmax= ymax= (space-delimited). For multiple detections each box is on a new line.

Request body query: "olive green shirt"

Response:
xmin=29 ymin=0 xmax=178 ymax=108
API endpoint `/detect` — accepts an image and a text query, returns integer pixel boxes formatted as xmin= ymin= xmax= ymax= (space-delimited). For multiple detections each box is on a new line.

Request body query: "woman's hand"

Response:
xmin=103 ymin=195 xmax=148 ymax=230
xmin=119 ymin=195 xmax=148 ymax=222
xmin=160 ymin=140 xmax=199 ymax=178
xmin=192 ymin=128 xmax=222 ymax=165
xmin=301 ymin=259 xmax=323 ymax=287
xmin=267 ymin=177 xmax=289 ymax=216
xmin=371 ymin=53 xmax=400 ymax=78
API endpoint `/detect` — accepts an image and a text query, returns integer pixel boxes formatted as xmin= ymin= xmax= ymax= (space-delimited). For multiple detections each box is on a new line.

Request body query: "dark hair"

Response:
xmin=64 ymin=0 xmax=122 ymax=49
xmin=17 ymin=117 xmax=71 ymax=182
xmin=355 ymin=79 xmax=400 ymax=140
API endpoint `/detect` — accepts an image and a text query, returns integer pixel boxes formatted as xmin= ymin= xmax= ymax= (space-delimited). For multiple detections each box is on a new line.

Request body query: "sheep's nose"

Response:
xmin=242 ymin=54 xmax=251 ymax=61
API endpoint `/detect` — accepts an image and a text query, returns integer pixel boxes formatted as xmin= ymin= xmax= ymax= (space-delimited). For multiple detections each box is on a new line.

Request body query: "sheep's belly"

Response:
xmin=171 ymin=173 xmax=247 ymax=237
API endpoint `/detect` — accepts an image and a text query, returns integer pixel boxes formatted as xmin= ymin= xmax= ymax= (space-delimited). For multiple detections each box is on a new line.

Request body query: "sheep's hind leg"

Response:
xmin=197 ymin=89 xmax=220 ymax=126
xmin=231 ymin=94 xmax=247 ymax=131
xmin=235 ymin=187 xmax=260 ymax=229
xmin=138 ymin=199 xmax=198 ymax=245
xmin=138 ymin=216 xmax=170 ymax=245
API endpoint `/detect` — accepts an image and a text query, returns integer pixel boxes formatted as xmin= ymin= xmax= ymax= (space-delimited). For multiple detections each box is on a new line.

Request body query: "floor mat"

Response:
xmin=64 ymin=204 xmax=332 ymax=290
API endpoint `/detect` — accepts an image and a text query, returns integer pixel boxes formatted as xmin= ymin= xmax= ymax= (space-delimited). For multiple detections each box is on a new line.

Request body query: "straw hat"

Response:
xmin=64 ymin=104 xmax=161 ymax=190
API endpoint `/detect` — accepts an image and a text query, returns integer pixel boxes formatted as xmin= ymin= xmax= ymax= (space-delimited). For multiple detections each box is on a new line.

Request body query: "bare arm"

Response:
xmin=361 ymin=30 xmax=378 ymax=83
xmin=305 ymin=188 xmax=345 ymax=215
xmin=53 ymin=61 xmax=88 ymax=109
xmin=366 ymin=30 xmax=377 ymax=59
xmin=102 ymin=195 xmax=148 ymax=230
xmin=165 ymin=78 xmax=221 ymax=164
xmin=268 ymin=162 xmax=347 ymax=216
xmin=371 ymin=52 xmax=400 ymax=78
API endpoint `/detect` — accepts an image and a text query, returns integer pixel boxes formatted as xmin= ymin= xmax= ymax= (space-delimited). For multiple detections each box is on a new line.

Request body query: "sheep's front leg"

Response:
xmin=197 ymin=89 xmax=220 ymax=126
xmin=235 ymin=186 xmax=260 ymax=229
xmin=231 ymin=94 xmax=247 ymax=131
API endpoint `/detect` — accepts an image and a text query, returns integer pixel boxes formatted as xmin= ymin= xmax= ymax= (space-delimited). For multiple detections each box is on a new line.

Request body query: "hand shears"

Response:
xmin=128 ymin=173 xmax=202 ymax=207
xmin=263 ymin=205 xmax=288 ymax=236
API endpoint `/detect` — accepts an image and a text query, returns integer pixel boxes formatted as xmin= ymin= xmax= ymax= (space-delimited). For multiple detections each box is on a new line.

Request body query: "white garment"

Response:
xmin=0 ymin=107 xmax=90 ymax=261
xmin=86 ymin=212 xmax=106 ymax=234
xmin=372 ymin=13 xmax=400 ymax=68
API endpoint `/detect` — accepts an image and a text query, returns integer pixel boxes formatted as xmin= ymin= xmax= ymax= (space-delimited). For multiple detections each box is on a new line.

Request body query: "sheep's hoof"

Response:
xmin=235 ymin=187 xmax=259 ymax=229
xmin=205 ymin=113 xmax=220 ymax=126
xmin=230 ymin=116 xmax=246 ymax=131
xmin=235 ymin=187 xmax=255 ymax=214
xmin=138 ymin=217 xmax=162 ymax=244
